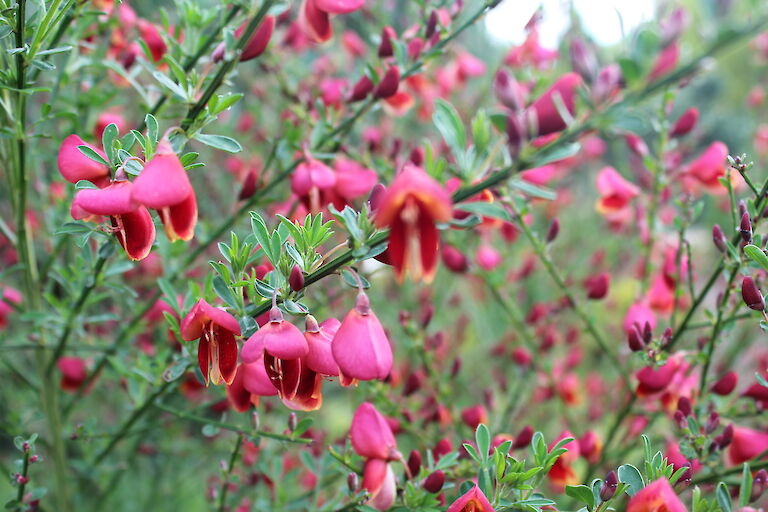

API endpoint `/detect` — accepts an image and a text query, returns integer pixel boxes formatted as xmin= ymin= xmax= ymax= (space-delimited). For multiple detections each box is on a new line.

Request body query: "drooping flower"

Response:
xmin=71 ymin=179 xmax=156 ymax=261
xmin=361 ymin=458 xmax=396 ymax=511
xmin=57 ymin=134 xmax=110 ymax=186
xmin=304 ymin=316 xmax=340 ymax=376
xmin=527 ymin=72 xmax=582 ymax=137
xmin=595 ymin=166 xmax=640 ymax=229
xmin=350 ymin=402 xmax=400 ymax=460
xmin=331 ymin=291 xmax=393 ymax=383
xmin=374 ymin=164 xmax=452 ymax=282
xmin=635 ymin=358 xmax=681 ymax=397
xmin=447 ymin=484 xmax=495 ymax=512
xmin=727 ymin=426 xmax=768 ymax=465
xmin=132 ymin=139 xmax=197 ymax=241
xmin=180 ymin=299 xmax=241 ymax=386
xmin=683 ymin=142 xmax=731 ymax=194
xmin=626 ymin=478 xmax=687 ymax=512
xmin=299 ymin=0 xmax=364 ymax=43
xmin=57 ymin=356 xmax=88 ymax=393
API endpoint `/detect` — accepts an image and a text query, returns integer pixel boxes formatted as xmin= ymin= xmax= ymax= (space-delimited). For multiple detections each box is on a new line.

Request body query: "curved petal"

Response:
xmin=113 ymin=207 xmax=156 ymax=261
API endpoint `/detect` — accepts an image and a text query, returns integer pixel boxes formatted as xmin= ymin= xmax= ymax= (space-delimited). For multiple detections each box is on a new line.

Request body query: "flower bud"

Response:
xmin=677 ymin=396 xmax=692 ymax=417
xmin=740 ymin=212 xmax=753 ymax=243
xmin=348 ymin=75 xmax=374 ymax=103
xmin=378 ymin=26 xmax=396 ymax=58
xmin=673 ymin=410 xmax=688 ymax=429
xmin=670 ymin=107 xmax=698 ymax=137
xmin=494 ymin=70 xmax=525 ymax=112
xmin=374 ymin=66 xmax=400 ymax=99
xmin=751 ymin=469 xmax=768 ymax=502
xmin=705 ymin=411 xmax=720 ymax=434
xmin=423 ymin=470 xmax=445 ymax=493
xmin=593 ymin=65 xmax=621 ymax=103
xmin=546 ymin=218 xmax=560 ymax=243
xmin=710 ymin=371 xmax=738 ymax=395
xmin=288 ymin=412 xmax=298 ymax=432
xmin=742 ymin=277 xmax=765 ymax=311
xmin=625 ymin=133 xmax=649 ymax=158
xmin=289 ymin=264 xmax=305 ymax=292
xmin=716 ymin=424 xmax=734 ymax=449
xmin=627 ymin=324 xmax=644 ymax=352
xmin=425 ymin=11 xmax=438 ymax=39
xmin=347 ymin=472 xmax=359 ymax=492
xmin=512 ymin=425 xmax=534 ymax=450
xmin=600 ymin=470 xmax=618 ymax=501
xmin=570 ymin=37 xmax=597 ymax=83
xmin=407 ymin=449 xmax=422 ymax=478
xmin=712 ymin=224 xmax=727 ymax=253
xmin=584 ymin=273 xmax=610 ymax=300
xmin=442 ymin=245 xmax=469 ymax=273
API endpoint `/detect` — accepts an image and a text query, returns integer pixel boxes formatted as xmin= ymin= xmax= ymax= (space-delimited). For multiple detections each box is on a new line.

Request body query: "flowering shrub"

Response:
xmin=3 ymin=0 xmax=768 ymax=511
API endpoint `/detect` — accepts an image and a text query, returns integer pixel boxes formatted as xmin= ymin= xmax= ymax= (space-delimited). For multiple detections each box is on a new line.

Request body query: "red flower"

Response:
xmin=132 ymin=139 xmax=197 ymax=241
xmin=626 ymin=478 xmax=686 ymax=512
xmin=374 ymin=164 xmax=452 ymax=282
xmin=180 ymin=299 xmax=241 ymax=386
xmin=57 ymin=356 xmax=88 ymax=393
xmin=447 ymin=485 xmax=495 ymax=512
xmin=212 ymin=16 xmax=275 ymax=63
xmin=57 ymin=134 xmax=110 ymax=186
xmin=71 ymin=180 xmax=156 ymax=261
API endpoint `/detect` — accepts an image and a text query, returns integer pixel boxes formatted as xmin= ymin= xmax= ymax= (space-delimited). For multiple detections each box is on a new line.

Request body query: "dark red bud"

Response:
xmin=670 ymin=107 xmax=698 ymax=137
xmin=677 ymin=396 xmax=692 ymax=417
xmin=546 ymin=218 xmax=560 ymax=243
xmin=740 ymin=212 xmax=753 ymax=243
xmin=407 ymin=449 xmax=422 ymax=478
xmin=710 ymin=371 xmax=738 ymax=395
xmin=348 ymin=75 xmax=374 ymax=103
xmin=368 ymin=183 xmax=386 ymax=212
xmin=347 ymin=472 xmax=358 ymax=492
xmin=673 ymin=410 xmax=688 ymax=429
xmin=627 ymin=324 xmax=644 ymax=352
xmin=512 ymin=425 xmax=533 ymax=450
xmin=378 ymin=26 xmax=396 ymax=58
xmin=238 ymin=169 xmax=259 ymax=200
xmin=642 ymin=321 xmax=653 ymax=344
xmin=742 ymin=276 xmax=765 ymax=311
xmin=600 ymin=470 xmax=618 ymax=501
xmin=423 ymin=470 xmax=445 ymax=493
xmin=289 ymin=264 xmax=304 ymax=292
xmin=374 ymin=66 xmax=400 ymax=99
xmin=705 ymin=411 xmax=719 ymax=434
xmin=712 ymin=224 xmax=727 ymax=253
xmin=425 ymin=11 xmax=438 ymax=39
xmin=442 ymin=245 xmax=469 ymax=273
xmin=584 ymin=273 xmax=610 ymax=300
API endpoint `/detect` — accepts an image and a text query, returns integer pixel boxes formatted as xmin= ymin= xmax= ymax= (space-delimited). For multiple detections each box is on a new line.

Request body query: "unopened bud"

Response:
xmin=425 ymin=11 xmax=438 ymax=39
xmin=442 ymin=245 xmax=469 ymax=273
xmin=751 ymin=469 xmax=768 ymax=502
xmin=711 ymin=371 xmax=738 ymax=395
xmin=423 ymin=470 xmax=445 ymax=493
xmin=347 ymin=472 xmax=359 ymax=492
xmin=674 ymin=410 xmax=688 ymax=429
xmin=670 ymin=107 xmax=698 ymax=137
xmin=742 ymin=276 xmax=765 ymax=311
xmin=740 ymin=212 xmax=753 ymax=243
xmin=252 ymin=411 xmax=260 ymax=431
xmin=378 ymin=26 xmax=396 ymax=58
xmin=627 ymin=324 xmax=644 ymax=351
xmin=512 ymin=425 xmax=534 ymax=450
xmin=289 ymin=265 xmax=304 ymax=292
xmin=705 ymin=411 xmax=720 ymax=434
xmin=677 ymin=396 xmax=692 ymax=417
xmin=712 ymin=224 xmax=727 ymax=253
xmin=348 ymin=75 xmax=374 ymax=103
xmin=288 ymin=412 xmax=298 ymax=432
xmin=570 ymin=37 xmax=597 ymax=83
xmin=374 ymin=66 xmax=400 ymax=99
xmin=600 ymin=470 xmax=618 ymax=501
xmin=407 ymin=449 xmax=422 ymax=478
xmin=546 ymin=218 xmax=560 ymax=243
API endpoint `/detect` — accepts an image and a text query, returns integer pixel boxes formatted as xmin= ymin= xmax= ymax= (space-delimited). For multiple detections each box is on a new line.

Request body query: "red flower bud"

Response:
xmin=374 ymin=66 xmax=400 ymax=99
xmin=712 ymin=224 xmax=727 ymax=253
xmin=742 ymin=276 xmax=765 ymax=311
xmin=349 ymin=74 xmax=374 ymax=103
xmin=740 ymin=212 xmax=753 ymax=243
xmin=584 ymin=273 xmax=610 ymax=300
xmin=710 ymin=371 xmax=738 ymax=395
xmin=378 ymin=26 xmax=396 ymax=58
xmin=512 ymin=425 xmax=534 ymax=450
xmin=407 ymin=450 xmax=422 ymax=478
xmin=670 ymin=107 xmax=698 ymax=137
xmin=546 ymin=218 xmax=560 ymax=243
xmin=423 ymin=470 xmax=445 ymax=493
xmin=289 ymin=264 xmax=305 ymax=291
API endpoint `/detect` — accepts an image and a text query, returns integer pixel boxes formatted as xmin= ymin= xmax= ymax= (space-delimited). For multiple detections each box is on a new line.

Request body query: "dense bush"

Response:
xmin=2 ymin=0 xmax=768 ymax=511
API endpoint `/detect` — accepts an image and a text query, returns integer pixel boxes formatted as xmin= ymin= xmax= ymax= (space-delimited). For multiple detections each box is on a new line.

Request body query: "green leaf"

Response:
xmin=744 ymin=244 xmax=768 ymax=271
xmin=462 ymin=443 xmax=480 ymax=463
xmin=739 ymin=464 xmax=752 ymax=507
xmin=340 ymin=269 xmax=370 ymax=289
xmin=101 ymin=123 xmax=119 ymax=166
xmin=534 ymin=142 xmax=581 ymax=166
xmin=716 ymin=482 xmax=732 ymax=512
xmin=618 ymin=464 xmax=644 ymax=496
xmin=455 ymin=201 xmax=512 ymax=222
xmin=566 ymin=485 xmax=595 ymax=508
xmin=475 ymin=424 xmax=491 ymax=463
xmin=75 ymin=180 xmax=98 ymax=190
xmin=153 ymin=70 xmax=187 ymax=100
xmin=194 ymin=133 xmax=242 ymax=153
xmin=433 ymin=98 xmax=466 ymax=156
xmin=55 ymin=222 xmax=92 ymax=236
xmin=212 ymin=277 xmax=239 ymax=311
xmin=146 ymin=114 xmax=159 ymax=145
xmin=77 ymin=145 xmax=109 ymax=166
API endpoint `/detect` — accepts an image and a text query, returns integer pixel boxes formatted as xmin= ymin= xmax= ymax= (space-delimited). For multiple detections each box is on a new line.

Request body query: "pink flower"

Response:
xmin=683 ymin=142 xmax=730 ymax=194
xmin=57 ymin=356 xmax=88 ymax=393
xmin=475 ymin=245 xmax=502 ymax=271
xmin=362 ymin=458 xmax=396 ymax=511
xmin=0 ymin=287 xmax=22 ymax=329
xmin=350 ymin=402 xmax=400 ymax=460
xmin=624 ymin=301 xmax=657 ymax=333
xmin=180 ymin=299 xmax=241 ymax=386
xmin=304 ymin=316 xmax=340 ymax=376
xmin=57 ymin=134 xmax=110 ymax=186
xmin=447 ymin=484 xmax=495 ymax=512
xmin=331 ymin=291 xmax=393 ymax=382
xmin=132 ymin=139 xmax=197 ymax=241
xmin=728 ymin=426 xmax=768 ymax=465
xmin=527 ymin=72 xmax=582 ymax=137
xmin=649 ymin=43 xmax=680 ymax=82
xmin=596 ymin=166 xmax=640 ymax=216
xmin=627 ymin=478 xmax=686 ymax=512
xmin=635 ymin=359 xmax=681 ymax=397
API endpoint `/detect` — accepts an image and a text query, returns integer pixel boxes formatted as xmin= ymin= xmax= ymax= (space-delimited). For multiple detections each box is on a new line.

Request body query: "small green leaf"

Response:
xmin=75 ymin=180 xmax=98 ymax=190
xmin=455 ymin=201 xmax=512 ymax=222
xmin=433 ymin=98 xmax=466 ymax=156
xmin=475 ymin=424 xmax=491 ymax=463
xmin=744 ymin=244 xmax=768 ymax=271
xmin=566 ymin=485 xmax=595 ymax=508
xmin=77 ymin=145 xmax=109 ymax=166
xmin=153 ymin=71 xmax=187 ymax=100
xmin=716 ymin=482 xmax=732 ymax=512
xmin=101 ymin=122 xmax=119 ymax=165
xmin=739 ymin=464 xmax=752 ymax=507
xmin=194 ymin=133 xmax=242 ymax=153
xmin=618 ymin=464 xmax=645 ymax=496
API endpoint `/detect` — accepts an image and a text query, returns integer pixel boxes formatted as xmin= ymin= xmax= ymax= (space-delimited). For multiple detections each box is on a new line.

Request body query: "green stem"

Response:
xmin=154 ymin=403 xmax=312 ymax=443
xmin=217 ymin=435 xmax=243 ymax=512
xmin=46 ymin=246 xmax=111 ymax=374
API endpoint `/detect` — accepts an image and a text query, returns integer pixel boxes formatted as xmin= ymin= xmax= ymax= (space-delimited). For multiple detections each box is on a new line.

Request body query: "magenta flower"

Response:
xmin=180 ymin=299 xmax=241 ymax=386
xmin=57 ymin=134 xmax=110 ymax=186
xmin=331 ymin=291 xmax=393 ymax=382
xmin=361 ymin=458 xmax=396 ymax=511
xmin=304 ymin=316 xmax=340 ymax=376
xmin=447 ymin=485 xmax=495 ymax=512
xmin=350 ymin=402 xmax=399 ymax=461
xmin=132 ymin=139 xmax=197 ymax=241
xmin=626 ymin=478 xmax=686 ymax=512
